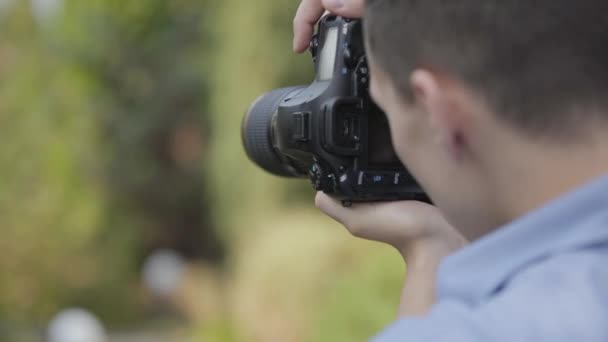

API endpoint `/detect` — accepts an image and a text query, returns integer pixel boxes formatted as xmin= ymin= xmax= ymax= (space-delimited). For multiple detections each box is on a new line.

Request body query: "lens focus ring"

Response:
xmin=241 ymin=87 xmax=304 ymax=177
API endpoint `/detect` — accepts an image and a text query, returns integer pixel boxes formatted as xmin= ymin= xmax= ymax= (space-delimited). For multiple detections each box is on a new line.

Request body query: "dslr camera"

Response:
xmin=242 ymin=16 xmax=428 ymax=204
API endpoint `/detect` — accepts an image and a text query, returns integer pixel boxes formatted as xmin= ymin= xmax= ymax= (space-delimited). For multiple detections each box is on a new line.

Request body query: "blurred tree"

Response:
xmin=0 ymin=1 xmax=405 ymax=340
xmin=0 ymin=0 xmax=132 ymax=328
xmin=206 ymin=0 xmax=316 ymax=234
xmin=0 ymin=0 xmax=225 ymax=331
xmin=62 ymin=0 xmax=224 ymax=264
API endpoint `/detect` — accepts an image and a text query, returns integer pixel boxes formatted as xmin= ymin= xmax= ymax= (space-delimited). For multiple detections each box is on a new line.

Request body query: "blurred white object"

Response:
xmin=142 ymin=249 xmax=186 ymax=298
xmin=30 ymin=0 xmax=63 ymax=23
xmin=47 ymin=308 xmax=107 ymax=342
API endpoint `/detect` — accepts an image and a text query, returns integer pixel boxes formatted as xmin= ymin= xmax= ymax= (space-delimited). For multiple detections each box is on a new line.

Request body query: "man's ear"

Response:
xmin=409 ymin=69 xmax=468 ymax=159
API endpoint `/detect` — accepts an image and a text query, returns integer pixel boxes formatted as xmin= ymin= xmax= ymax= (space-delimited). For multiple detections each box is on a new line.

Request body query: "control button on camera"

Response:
xmin=309 ymin=163 xmax=335 ymax=193
xmin=353 ymin=57 xmax=371 ymax=96
xmin=396 ymin=173 xmax=412 ymax=185
xmin=310 ymin=34 xmax=320 ymax=58
xmin=360 ymin=172 xmax=392 ymax=186
xmin=291 ymin=112 xmax=310 ymax=142
xmin=343 ymin=46 xmax=356 ymax=69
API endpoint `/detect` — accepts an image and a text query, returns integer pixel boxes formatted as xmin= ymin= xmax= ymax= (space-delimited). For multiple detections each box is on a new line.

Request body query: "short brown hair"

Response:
xmin=365 ymin=0 xmax=608 ymax=137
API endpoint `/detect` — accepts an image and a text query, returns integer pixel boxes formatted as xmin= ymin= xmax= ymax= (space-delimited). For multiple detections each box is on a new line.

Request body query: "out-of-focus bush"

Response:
xmin=202 ymin=1 xmax=407 ymax=340
xmin=0 ymin=1 xmax=140 ymax=327
xmin=0 ymin=0 xmax=407 ymax=340
xmin=60 ymin=0 xmax=224 ymax=264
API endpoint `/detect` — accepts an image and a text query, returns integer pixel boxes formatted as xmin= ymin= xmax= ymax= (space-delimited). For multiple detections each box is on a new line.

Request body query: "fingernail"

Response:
xmin=326 ymin=0 xmax=345 ymax=9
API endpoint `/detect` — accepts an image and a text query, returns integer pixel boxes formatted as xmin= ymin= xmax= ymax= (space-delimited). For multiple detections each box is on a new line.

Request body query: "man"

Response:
xmin=293 ymin=0 xmax=608 ymax=341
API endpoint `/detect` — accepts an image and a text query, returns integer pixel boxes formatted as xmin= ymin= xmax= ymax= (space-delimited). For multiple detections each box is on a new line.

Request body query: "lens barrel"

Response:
xmin=241 ymin=87 xmax=304 ymax=177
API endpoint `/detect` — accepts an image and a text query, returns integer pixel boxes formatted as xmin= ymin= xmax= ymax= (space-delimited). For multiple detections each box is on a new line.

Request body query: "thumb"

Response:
xmin=322 ymin=0 xmax=366 ymax=18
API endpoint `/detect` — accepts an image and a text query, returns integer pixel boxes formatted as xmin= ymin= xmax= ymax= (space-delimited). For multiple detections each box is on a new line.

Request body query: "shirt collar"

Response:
xmin=437 ymin=174 xmax=608 ymax=303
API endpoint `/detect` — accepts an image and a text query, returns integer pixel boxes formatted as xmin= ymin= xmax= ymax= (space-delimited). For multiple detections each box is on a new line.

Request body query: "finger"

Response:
xmin=315 ymin=192 xmax=407 ymax=245
xmin=315 ymin=192 xmax=434 ymax=243
xmin=314 ymin=192 xmax=379 ymax=235
xmin=321 ymin=0 xmax=366 ymax=18
xmin=293 ymin=0 xmax=325 ymax=53
xmin=315 ymin=191 xmax=349 ymax=224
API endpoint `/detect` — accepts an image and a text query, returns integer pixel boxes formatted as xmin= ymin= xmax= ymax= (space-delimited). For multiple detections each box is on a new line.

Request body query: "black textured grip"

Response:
xmin=241 ymin=87 xmax=304 ymax=177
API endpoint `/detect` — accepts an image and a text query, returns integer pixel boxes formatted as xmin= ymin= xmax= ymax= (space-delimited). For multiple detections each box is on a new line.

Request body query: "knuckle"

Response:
xmin=293 ymin=15 xmax=301 ymax=26
xmin=293 ymin=19 xmax=302 ymax=33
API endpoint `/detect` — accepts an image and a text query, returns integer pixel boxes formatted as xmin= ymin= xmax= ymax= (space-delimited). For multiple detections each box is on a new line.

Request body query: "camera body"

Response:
xmin=242 ymin=16 xmax=428 ymax=203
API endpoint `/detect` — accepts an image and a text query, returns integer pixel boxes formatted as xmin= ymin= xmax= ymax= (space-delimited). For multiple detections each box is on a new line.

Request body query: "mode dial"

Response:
xmin=309 ymin=162 xmax=336 ymax=193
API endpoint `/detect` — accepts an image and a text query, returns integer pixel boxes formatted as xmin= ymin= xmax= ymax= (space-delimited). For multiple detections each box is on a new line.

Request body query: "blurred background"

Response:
xmin=0 ymin=0 xmax=405 ymax=341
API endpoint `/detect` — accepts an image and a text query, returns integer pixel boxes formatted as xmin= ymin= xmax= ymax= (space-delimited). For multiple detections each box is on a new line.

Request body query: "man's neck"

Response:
xmin=492 ymin=137 xmax=608 ymax=229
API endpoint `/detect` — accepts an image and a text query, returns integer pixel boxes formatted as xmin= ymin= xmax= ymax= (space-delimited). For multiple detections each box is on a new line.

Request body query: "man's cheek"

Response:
xmin=388 ymin=117 xmax=411 ymax=162
xmin=390 ymin=112 xmax=427 ymax=166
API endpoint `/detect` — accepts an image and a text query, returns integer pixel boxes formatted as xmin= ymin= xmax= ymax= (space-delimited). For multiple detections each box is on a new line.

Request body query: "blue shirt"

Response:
xmin=374 ymin=175 xmax=608 ymax=341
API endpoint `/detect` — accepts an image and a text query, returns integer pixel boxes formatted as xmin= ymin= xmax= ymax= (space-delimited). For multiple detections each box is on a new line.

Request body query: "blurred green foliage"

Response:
xmin=0 ymin=0 xmax=121 ymax=326
xmin=0 ymin=1 xmax=405 ymax=341
xmin=61 ymin=0 xmax=224 ymax=263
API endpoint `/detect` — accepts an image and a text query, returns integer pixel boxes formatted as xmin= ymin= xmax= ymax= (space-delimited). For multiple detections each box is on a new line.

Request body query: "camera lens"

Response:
xmin=241 ymin=86 xmax=305 ymax=177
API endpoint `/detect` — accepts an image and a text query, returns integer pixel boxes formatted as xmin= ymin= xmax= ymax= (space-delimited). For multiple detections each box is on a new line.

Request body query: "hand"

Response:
xmin=293 ymin=0 xmax=366 ymax=53
xmin=315 ymin=192 xmax=467 ymax=262
xmin=316 ymin=192 xmax=468 ymax=317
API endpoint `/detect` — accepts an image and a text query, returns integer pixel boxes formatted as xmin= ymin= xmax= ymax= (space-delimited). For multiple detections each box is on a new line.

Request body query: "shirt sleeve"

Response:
xmin=371 ymin=252 xmax=608 ymax=342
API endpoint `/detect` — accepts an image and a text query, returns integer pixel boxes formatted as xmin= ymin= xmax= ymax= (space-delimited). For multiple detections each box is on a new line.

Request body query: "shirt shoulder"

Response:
xmin=373 ymin=245 xmax=608 ymax=342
